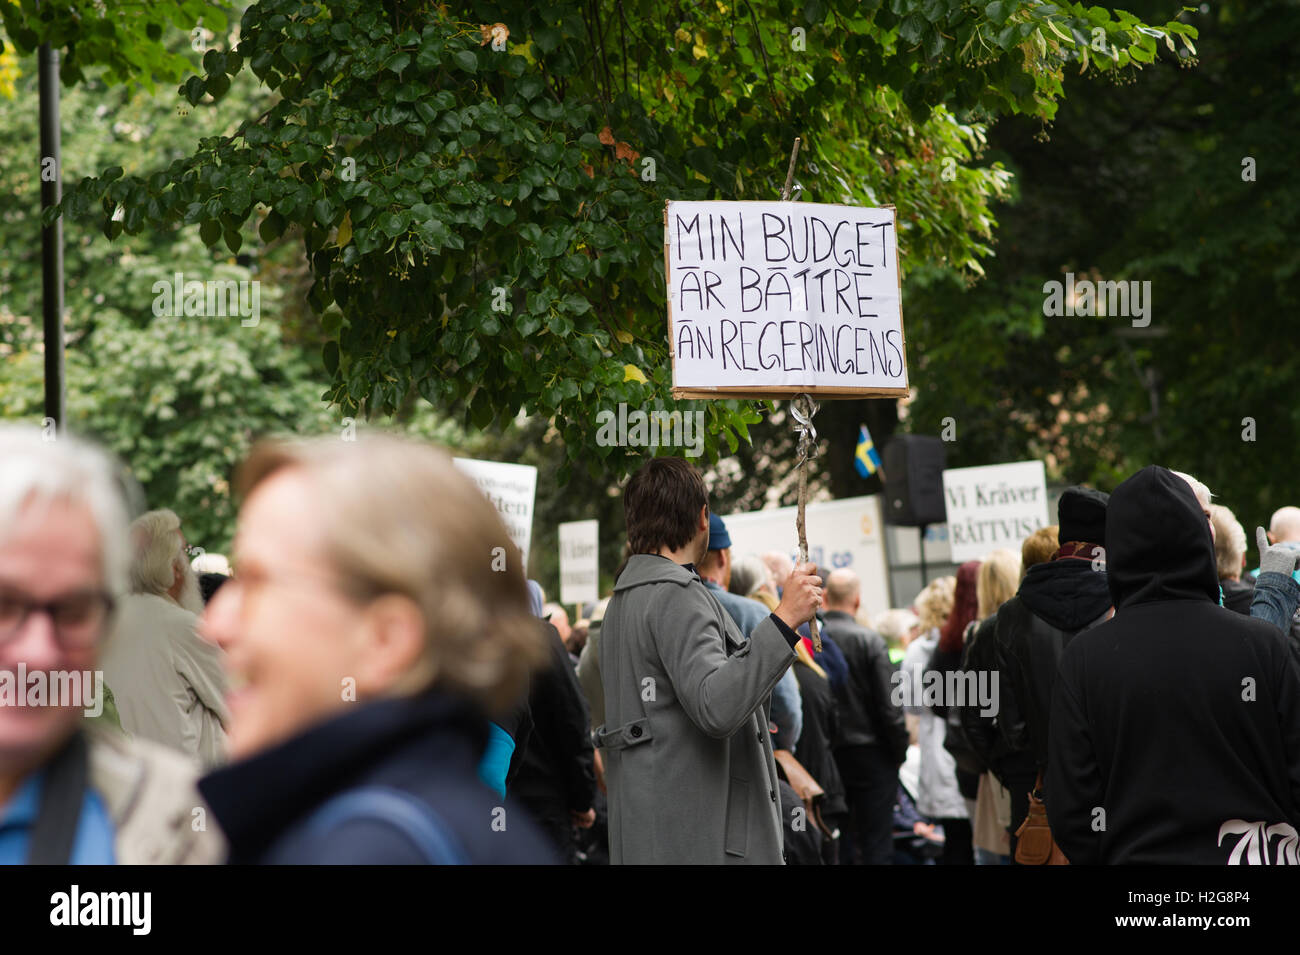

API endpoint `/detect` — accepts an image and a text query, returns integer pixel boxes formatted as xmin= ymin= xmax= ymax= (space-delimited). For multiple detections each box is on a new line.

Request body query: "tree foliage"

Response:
xmin=902 ymin=0 xmax=1294 ymax=527
xmin=50 ymin=0 xmax=1194 ymax=484
xmin=0 ymin=26 xmax=338 ymax=553
xmin=0 ymin=0 xmax=230 ymax=91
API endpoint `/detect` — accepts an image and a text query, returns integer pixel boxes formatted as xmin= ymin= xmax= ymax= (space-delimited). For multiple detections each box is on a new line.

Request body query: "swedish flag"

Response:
xmin=855 ymin=424 xmax=882 ymax=479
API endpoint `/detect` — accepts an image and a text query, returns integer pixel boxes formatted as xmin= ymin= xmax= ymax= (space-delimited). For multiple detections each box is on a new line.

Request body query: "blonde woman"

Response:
xmin=197 ymin=435 xmax=555 ymax=864
xmin=968 ymin=549 xmax=1020 ymax=865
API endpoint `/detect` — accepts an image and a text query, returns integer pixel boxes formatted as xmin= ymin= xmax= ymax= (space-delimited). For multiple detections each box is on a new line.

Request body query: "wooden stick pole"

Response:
xmin=792 ymin=395 xmax=820 ymax=652
xmin=779 ymin=137 xmax=821 ymax=651
xmin=781 ymin=137 xmax=801 ymax=201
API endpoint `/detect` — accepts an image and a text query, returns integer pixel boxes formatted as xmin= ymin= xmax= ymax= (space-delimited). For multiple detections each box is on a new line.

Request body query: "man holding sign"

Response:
xmin=595 ymin=457 xmax=822 ymax=864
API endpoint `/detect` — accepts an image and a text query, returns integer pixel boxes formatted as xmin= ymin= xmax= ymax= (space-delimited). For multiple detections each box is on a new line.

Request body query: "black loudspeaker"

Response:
xmin=882 ymin=435 xmax=948 ymax=526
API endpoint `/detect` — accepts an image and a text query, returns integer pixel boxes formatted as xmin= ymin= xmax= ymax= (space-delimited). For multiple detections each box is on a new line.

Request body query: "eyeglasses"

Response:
xmin=0 ymin=586 xmax=115 ymax=649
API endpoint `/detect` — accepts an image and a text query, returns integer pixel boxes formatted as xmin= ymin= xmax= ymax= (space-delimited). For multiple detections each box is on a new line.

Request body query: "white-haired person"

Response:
xmin=729 ymin=553 xmax=779 ymax=611
xmin=0 ymin=425 xmax=223 ymax=863
xmin=1211 ymin=504 xmax=1254 ymax=615
xmin=100 ymin=509 xmax=228 ymax=767
xmin=1170 ymin=471 xmax=1299 ymax=635
xmin=872 ymin=607 xmax=921 ymax=665
xmin=196 ymin=435 xmax=557 ymax=863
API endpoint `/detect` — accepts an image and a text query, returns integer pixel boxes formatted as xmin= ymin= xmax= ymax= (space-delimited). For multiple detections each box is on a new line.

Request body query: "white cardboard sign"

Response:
xmin=453 ymin=457 xmax=537 ymax=567
xmin=942 ymin=461 xmax=1049 ymax=563
xmin=665 ymin=199 xmax=908 ymax=399
xmin=721 ymin=495 xmax=891 ymax=620
xmin=558 ymin=520 xmax=599 ymax=606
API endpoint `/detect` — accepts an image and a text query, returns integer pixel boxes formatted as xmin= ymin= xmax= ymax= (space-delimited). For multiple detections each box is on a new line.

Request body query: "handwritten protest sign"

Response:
xmin=942 ymin=460 xmax=1049 ymax=563
xmin=665 ymin=199 xmax=908 ymax=399
xmin=453 ymin=457 xmax=537 ymax=567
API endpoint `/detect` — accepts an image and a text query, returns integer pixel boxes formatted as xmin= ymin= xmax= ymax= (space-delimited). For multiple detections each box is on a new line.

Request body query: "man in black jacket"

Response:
xmin=1048 ymin=466 xmax=1300 ymax=864
xmin=987 ymin=486 xmax=1112 ymax=856
xmin=821 ymin=569 xmax=908 ymax=865
xmin=510 ymin=621 xmax=597 ymax=863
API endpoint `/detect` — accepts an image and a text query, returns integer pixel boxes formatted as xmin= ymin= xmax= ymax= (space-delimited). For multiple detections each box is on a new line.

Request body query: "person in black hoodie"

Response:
xmin=1048 ymin=466 xmax=1300 ymax=864
xmin=985 ymin=486 xmax=1113 ymax=856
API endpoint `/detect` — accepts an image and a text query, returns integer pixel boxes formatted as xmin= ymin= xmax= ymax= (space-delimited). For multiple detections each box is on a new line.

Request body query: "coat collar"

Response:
xmin=615 ymin=554 xmax=700 ymax=591
xmin=197 ymin=689 xmax=487 ymax=859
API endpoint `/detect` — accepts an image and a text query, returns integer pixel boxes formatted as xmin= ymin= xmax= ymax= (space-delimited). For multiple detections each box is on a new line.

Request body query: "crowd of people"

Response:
xmin=3 ymin=421 xmax=1300 ymax=865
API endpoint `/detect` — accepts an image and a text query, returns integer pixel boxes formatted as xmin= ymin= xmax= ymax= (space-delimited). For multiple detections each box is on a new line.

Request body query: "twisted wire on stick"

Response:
xmin=791 ymin=394 xmax=821 ymax=651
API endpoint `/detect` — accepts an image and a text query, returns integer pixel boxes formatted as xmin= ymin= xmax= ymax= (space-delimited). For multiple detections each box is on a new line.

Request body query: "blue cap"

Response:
xmin=708 ymin=512 xmax=732 ymax=551
xmin=526 ymin=580 xmax=545 ymax=617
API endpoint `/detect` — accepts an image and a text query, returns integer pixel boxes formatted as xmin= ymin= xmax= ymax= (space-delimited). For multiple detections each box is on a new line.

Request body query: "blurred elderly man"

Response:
xmin=100 ymin=509 xmax=228 ymax=766
xmin=0 ymin=425 xmax=221 ymax=863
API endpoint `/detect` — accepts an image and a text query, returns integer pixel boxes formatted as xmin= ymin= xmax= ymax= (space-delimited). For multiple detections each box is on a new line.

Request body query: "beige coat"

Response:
xmin=973 ymin=770 xmax=1011 ymax=857
xmin=88 ymin=728 xmax=225 ymax=863
xmin=101 ymin=593 xmax=228 ymax=767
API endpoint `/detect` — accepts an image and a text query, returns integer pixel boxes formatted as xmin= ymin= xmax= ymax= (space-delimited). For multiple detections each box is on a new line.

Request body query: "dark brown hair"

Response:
xmin=624 ymin=457 xmax=708 ymax=556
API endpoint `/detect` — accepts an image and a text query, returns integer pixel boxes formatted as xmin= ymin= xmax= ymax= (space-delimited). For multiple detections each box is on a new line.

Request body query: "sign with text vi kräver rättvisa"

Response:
xmin=942 ymin=460 xmax=1050 ymax=564
xmin=664 ymin=199 xmax=908 ymax=400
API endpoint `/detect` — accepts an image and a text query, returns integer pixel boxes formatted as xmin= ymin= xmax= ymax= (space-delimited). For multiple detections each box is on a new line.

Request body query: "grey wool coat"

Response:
xmin=595 ymin=554 xmax=797 ymax=864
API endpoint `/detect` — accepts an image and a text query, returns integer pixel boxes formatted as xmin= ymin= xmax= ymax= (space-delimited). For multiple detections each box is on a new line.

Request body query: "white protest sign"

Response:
xmin=453 ymin=457 xmax=537 ymax=567
xmin=722 ymin=496 xmax=890 ymax=620
xmin=558 ymin=520 xmax=599 ymax=606
xmin=942 ymin=461 xmax=1049 ymax=563
xmin=665 ymin=199 xmax=908 ymax=399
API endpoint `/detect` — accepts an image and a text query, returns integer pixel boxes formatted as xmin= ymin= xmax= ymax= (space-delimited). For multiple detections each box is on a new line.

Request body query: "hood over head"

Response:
xmin=1106 ymin=465 xmax=1219 ymax=609
xmin=1018 ymin=557 xmax=1112 ymax=631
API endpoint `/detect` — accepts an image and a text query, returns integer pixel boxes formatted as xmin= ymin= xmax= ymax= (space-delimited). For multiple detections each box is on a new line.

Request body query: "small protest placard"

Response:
xmin=665 ymin=199 xmax=908 ymax=400
xmin=943 ymin=461 xmax=1050 ymax=563
xmin=453 ymin=457 xmax=537 ymax=567
xmin=558 ymin=520 xmax=599 ymax=606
